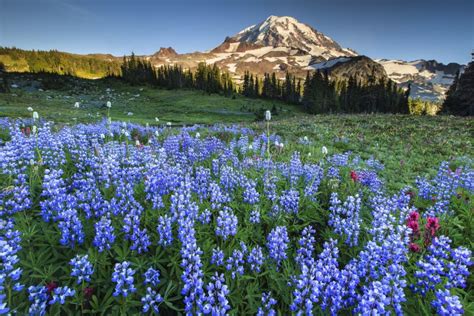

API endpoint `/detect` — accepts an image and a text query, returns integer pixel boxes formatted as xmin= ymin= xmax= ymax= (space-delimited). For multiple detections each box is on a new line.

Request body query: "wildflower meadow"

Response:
xmin=0 ymin=111 xmax=472 ymax=315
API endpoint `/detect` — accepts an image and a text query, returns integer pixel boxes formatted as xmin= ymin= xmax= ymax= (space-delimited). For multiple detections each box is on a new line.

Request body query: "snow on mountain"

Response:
xmin=305 ymin=57 xmax=351 ymax=70
xmin=376 ymin=59 xmax=464 ymax=101
xmin=229 ymin=15 xmax=357 ymax=59
xmin=144 ymin=15 xmax=463 ymax=101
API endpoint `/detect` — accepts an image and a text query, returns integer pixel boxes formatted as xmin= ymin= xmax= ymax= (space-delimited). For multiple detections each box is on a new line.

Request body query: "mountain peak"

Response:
xmin=154 ymin=47 xmax=178 ymax=57
xmin=228 ymin=15 xmax=357 ymax=59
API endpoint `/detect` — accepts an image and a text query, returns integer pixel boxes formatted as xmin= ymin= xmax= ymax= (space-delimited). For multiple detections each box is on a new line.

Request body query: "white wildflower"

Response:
xmin=265 ymin=110 xmax=271 ymax=121
xmin=322 ymin=146 xmax=328 ymax=155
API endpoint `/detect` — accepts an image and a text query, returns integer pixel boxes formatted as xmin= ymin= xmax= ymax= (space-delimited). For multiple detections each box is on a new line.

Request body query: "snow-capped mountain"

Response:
xmin=213 ymin=15 xmax=357 ymax=59
xmin=148 ymin=15 xmax=367 ymax=84
xmin=376 ymin=59 xmax=464 ymax=101
xmin=133 ymin=15 xmax=465 ymax=100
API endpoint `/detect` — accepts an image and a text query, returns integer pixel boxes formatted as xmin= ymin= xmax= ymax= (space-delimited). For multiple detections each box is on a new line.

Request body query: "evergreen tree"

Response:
xmin=442 ymin=62 xmax=474 ymax=116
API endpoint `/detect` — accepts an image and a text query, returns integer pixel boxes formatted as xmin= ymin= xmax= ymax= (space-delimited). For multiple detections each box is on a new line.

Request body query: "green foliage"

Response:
xmin=121 ymin=55 xmax=235 ymax=97
xmin=409 ymin=98 xmax=440 ymax=115
xmin=0 ymin=46 xmax=121 ymax=78
xmin=0 ymin=72 xmax=302 ymax=125
xmin=1 ymin=116 xmax=472 ymax=314
xmin=442 ymin=62 xmax=474 ymax=116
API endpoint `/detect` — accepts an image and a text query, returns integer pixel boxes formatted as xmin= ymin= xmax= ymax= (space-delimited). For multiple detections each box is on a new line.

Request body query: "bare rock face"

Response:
xmin=153 ymin=47 xmax=178 ymax=58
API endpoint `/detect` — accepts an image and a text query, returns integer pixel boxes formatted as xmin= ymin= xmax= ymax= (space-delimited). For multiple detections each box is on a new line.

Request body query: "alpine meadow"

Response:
xmin=0 ymin=1 xmax=473 ymax=315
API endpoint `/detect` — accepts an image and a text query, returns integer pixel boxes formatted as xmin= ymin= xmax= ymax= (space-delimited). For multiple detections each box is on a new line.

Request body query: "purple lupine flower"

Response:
xmin=328 ymin=193 xmax=361 ymax=247
xmin=226 ymin=242 xmax=247 ymax=279
xmin=326 ymin=166 xmax=340 ymax=179
xmin=412 ymin=235 xmax=472 ymax=298
xmin=93 ymin=216 xmax=115 ymax=252
xmin=412 ymin=236 xmax=451 ymax=296
xmin=357 ymin=170 xmax=383 ymax=192
xmin=267 ymin=226 xmax=289 ymax=267
xmin=295 ymin=226 xmax=316 ymax=268
xmin=247 ymin=245 xmax=264 ymax=273
xmin=257 ymin=291 xmax=277 ymax=316
xmin=198 ymin=209 xmax=212 ymax=225
xmin=144 ymin=267 xmax=161 ymax=287
xmin=50 ymin=286 xmax=75 ymax=305
xmin=291 ymin=239 xmax=341 ymax=315
xmin=263 ymin=173 xmax=278 ymax=202
xmin=249 ymin=209 xmax=261 ymax=224
xmin=209 ymin=181 xmax=230 ymax=210
xmin=211 ymin=248 xmax=225 ymax=266
xmin=70 ymin=254 xmax=94 ymax=284
xmin=112 ymin=261 xmax=136 ymax=297
xmin=216 ymin=207 xmax=238 ymax=241
xmin=141 ymin=287 xmax=163 ymax=313
xmin=288 ymin=152 xmax=304 ymax=186
xmin=28 ymin=285 xmax=48 ymax=316
xmin=279 ymin=189 xmax=299 ymax=214
xmin=192 ymin=166 xmax=211 ymax=201
xmin=446 ymin=246 xmax=472 ymax=289
xmin=202 ymin=272 xmax=231 ymax=315
xmin=432 ymin=289 xmax=463 ymax=315
xmin=157 ymin=215 xmax=173 ymax=247
xmin=0 ymin=219 xmax=23 ymax=294
xmin=242 ymin=178 xmax=260 ymax=204
xmin=57 ymin=208 xmax=84 ymax=248
xmin=355 ymin=281 xmax=390 ymax=315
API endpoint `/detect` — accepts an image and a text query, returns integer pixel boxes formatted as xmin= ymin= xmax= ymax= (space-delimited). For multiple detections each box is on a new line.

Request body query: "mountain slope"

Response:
xmin=212 ymin=15 xmax=357 ymax=59
xmin=376 ymin=59 xmax=465 ymax=101
xmin=147 ymin=15 xmax=370 ymax=83
xmin=0 ymin=15 xmax=465 ymax=100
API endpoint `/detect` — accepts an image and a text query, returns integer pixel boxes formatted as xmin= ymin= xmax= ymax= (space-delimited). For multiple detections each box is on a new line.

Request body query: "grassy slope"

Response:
xmin=0 ymin=73 xmax=304 ymax=124
xmin=1 ymin=72 xmax=472 ymax=189
xmin=253 ymin=115 xmax=473 ymax=191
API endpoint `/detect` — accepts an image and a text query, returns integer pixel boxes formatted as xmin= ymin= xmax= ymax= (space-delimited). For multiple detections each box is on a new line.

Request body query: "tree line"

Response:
xmin=0 ymin=47 xmax=121 ymax=78
xmin=121 ymin=54 xmax=234 ymax=96
xmin=239 ymin=68 xmax=409 ymax=114
xmin=121 ymin=53 xmax=409 ymax=114
xmin=0 ymin=47 xmax=411 ymax=114
xmin=441 ymin=61 xmax=473 ymax=116
xmin=241 ymin=71 xmax=301 ymax=104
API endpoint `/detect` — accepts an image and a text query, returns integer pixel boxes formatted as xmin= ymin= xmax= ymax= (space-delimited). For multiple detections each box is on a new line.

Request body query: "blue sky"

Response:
xmin=1 ymin=0 xmax=473 ymax=64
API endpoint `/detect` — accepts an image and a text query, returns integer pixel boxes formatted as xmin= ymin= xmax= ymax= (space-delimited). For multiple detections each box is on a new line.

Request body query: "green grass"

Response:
xmin=1 ymin=72 xmax=472 ymax=190
xmin=250 ymin=115 xmax=473 ymax=191
xmin=0 ymin=73 xmax=473 ymax=315
xmin=0 ymin=73 xmax=304 ymax=125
